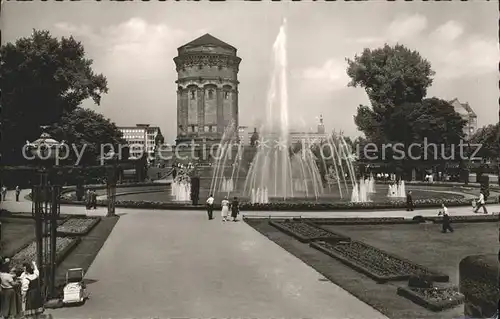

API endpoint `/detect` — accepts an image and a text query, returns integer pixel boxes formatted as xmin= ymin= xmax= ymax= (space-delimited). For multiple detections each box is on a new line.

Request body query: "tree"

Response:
xmin=48 ymin=108 xmax=125 ymax=166
xmin=1 ymin=30 xmax=108 ymax=164
xmin=347 ymin=44 xmax=435 ymax=143
xmin=470 ymin=123 xmax=499 ymax=161
xmin=347 ymin=44 xmax=435 ymax=110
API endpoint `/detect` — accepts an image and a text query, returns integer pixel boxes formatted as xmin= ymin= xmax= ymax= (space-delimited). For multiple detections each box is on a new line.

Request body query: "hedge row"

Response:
xmin=58 ymin=196 xmax=496 ymax=211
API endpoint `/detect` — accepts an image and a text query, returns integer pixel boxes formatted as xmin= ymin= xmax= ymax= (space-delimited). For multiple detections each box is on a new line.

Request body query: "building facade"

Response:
xmin=449 ymin=98 xmax=477 ymax=140
xmin=118 ymin=124 xmax=162 ymax=159
xmin=290 ymin=115 xmax=327 ymax=145
xmin=174 ymin=34 xmax=241 ymax=145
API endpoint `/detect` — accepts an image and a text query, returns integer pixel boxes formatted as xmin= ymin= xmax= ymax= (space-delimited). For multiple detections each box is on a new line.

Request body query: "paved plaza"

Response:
xmin=46 ymin=209 xmax=388 ymax=319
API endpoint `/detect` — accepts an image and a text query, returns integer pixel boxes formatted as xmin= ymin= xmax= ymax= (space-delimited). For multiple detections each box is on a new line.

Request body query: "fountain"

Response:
xmin=208 ymin=19 xmax=360 ymax=204
xmin=170 ymin=164 xmax=193 ymax=202
xmin=387 ymin=180 xmax=406 ymax=198
xmin=243 ymin=19 xmax=332 ymax=202
xmin=171 ymin=181 xmax=191 ymax=201
xmin=351 ymin=178 xmax=372 ymax=203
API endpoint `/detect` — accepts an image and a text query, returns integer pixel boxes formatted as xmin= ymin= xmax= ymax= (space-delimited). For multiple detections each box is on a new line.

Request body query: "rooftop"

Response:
xmin=449 ymin=98 xmax=477 ymax=117
xmin=178 ymin=33 xmax=236 ymax=50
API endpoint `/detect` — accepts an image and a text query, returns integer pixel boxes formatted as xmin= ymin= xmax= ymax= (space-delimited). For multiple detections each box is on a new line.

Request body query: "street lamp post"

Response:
xmin=103 ymin=151 xmax=118 ymax=217
xmin=25 ymin=131 xmax=66 ymax=303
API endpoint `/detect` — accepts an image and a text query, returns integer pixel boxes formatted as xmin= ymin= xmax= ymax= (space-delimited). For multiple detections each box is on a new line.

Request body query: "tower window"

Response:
xmin=208 ymin=89 xmax=214 ymax=99
xmin=190 ymin=91 xmax=196 ymax=100
xmin=224 ymin=91 xmax=229 ymax=99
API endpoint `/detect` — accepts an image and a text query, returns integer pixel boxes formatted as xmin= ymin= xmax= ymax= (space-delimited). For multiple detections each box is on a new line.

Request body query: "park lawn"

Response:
xmin=245 ymin=219 xmax=497 ymax=319
xmin=322 ymin=222 xmax=498 ymax=285
xmin=0 ymin=217 xmax=35 ymax=257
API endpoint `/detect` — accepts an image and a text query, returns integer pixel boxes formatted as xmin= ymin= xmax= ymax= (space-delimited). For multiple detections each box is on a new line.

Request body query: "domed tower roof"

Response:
xmin=177 ymin=33 xmax=237 ymax=55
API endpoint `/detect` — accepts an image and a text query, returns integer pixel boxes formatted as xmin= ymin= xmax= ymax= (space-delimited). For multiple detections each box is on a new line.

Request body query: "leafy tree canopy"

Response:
xmin=346 ymin=44 xmax=435 ymax=110
xmin=470 ymin=123 xmax=500 ymax=161
xmin=347 ymin=44 xmax=465 ymax=162
xmin=48 ymin=108 xmax=126 ymax=166
xmin=1 ymin=29 xmax=108 ymax=164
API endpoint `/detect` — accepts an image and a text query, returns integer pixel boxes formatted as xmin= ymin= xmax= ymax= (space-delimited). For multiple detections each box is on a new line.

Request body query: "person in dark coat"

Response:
xmin=20 ymin=262 xmax=43 ymax=318
xmin=91 ymin=189 xmax=97 ymax=209
xmin=438 ymin=204 xmax=453 ymax=233
xmin=230 ymin=197 xmax=239 ymax=222
xmin=15 ymin=186 xmax=21 ymax=202
xmin=85 ymin=189 xmax=91 ymax=209
xmin=406 ymin=190 xmax=413 ymax=211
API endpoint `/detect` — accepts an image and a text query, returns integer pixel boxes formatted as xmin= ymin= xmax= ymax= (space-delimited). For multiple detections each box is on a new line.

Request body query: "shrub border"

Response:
xmin=396 ymin=286 xmax=465 ymax=312
xmin=57 ymin=217 xmax=101 ymax=237
xmin=58 ymin=197 xmax=495 ymax=211
xmin=310 ymin=240 xmax=449 ymax=284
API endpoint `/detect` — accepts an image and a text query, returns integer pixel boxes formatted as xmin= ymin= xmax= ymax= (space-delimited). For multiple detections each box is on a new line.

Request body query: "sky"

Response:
xmin=2 ymin=1 xmax=498 ymax=143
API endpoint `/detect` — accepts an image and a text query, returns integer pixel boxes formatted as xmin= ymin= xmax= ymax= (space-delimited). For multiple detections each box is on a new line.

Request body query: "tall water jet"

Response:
xmin=387 ymin=180 xmax=406 ymax=198
xmin=243 ymin=18 xmax=324 ymax=202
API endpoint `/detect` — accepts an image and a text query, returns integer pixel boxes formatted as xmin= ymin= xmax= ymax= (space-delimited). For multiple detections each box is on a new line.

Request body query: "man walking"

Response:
xmin=473 ymin=191 xmax=488 ymax=214
xmin=439 ymin=204 xmax=453 ymax=233
xmin=90 ymin=189 xmax=97 ymax=209
xmin=1 ymin=185 xmax=6 ymax=201
xmin=206 ymin=194 xmax=215 ymax=220
xmin=85 ymin=189 xmax=91 ymax=209
xmin=15 ymin=186 xmax=21 ymax=202
xmin=406 ymin=190 xmax=413 ymax=211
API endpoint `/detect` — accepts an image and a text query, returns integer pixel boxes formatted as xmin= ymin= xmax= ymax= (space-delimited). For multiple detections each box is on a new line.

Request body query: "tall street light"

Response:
xmin=25 ymin=130 xmax=67 ymax=303
xmin=102 ymin=150 xmax=119 ymax=217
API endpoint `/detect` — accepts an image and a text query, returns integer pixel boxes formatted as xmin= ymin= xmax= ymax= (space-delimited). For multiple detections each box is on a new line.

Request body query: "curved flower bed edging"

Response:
xmin=9 ymin=237 xmax=81 ymax=269
xmin=57 ymin=217 xmax=101 ymax=237
xmin=58 ymin=196 xmax=493 ymax=211
xmin=310 ymin=240 xmax=449 ymax=284
xmin=396 ymin=286 xmax=464 ymax=311
xmin=306 ymin=217 xmax=419 ymax=226
xmin=268 ymin=220 xmax=346 ymax=243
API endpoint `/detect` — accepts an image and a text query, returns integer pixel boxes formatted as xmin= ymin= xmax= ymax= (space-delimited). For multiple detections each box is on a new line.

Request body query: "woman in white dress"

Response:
xmin=221 ymin=197 xmax=230 ymax=222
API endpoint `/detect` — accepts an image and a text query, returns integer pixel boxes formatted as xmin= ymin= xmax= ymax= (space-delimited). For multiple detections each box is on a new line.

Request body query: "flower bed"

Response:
xmin=269 ymin=220 xmax=344 ymax=243
xmin=396 ymin=286 xmax=464 ymax=311
xmin=425 ymin=214 xmax=499 ymax=224
xmin=310 ymin=240 xmax=449 ymax=283
xmin=59 ymin=196 xmax=478 ymax=211
xmin=9 ymin=237 xmax=80 ymax=269
xmin=57 ymin=217 xmax=100 ymax=236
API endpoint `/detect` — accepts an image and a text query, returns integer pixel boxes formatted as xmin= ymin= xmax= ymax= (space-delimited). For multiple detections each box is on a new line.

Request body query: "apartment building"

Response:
xmin=449 ymin=98 xmax=478 ymax=140
xmin=118 ymin=124 xmax=162 ymax=159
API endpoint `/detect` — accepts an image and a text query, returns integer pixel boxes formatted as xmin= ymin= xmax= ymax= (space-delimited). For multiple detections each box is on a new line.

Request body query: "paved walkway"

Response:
xmin=2 ymin=189 xmax=498 ymax=219
xmin=48 ymin=209 xmax=388 ymax=319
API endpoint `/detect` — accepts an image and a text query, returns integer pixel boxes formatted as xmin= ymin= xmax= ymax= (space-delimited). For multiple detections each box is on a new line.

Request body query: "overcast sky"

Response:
xmin=2 ymin=1 xmax=498 ymax=143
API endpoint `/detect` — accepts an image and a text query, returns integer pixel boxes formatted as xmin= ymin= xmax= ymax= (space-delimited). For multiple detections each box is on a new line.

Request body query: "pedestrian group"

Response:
xmin=205 ymin=194 xmax=240 ymax=222
xmin=0 ymin=259 xmax=44 ymax=319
